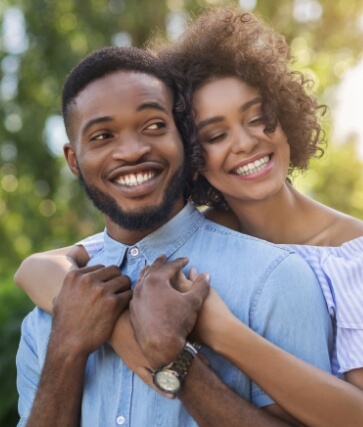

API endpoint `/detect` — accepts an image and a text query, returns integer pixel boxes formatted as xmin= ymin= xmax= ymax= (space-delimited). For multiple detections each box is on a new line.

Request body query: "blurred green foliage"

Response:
xmin=1 ymin=0 xmax=363 ymax=424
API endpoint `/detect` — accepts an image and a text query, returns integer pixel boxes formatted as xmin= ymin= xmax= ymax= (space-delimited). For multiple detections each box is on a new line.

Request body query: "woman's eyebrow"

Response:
xmin=241 ymin=96 xmax=263 ymax=112
xmin=197 ymin=116 xmax=224 ymax=131
xmin=197 ymin=97 xmax=263 ymax=131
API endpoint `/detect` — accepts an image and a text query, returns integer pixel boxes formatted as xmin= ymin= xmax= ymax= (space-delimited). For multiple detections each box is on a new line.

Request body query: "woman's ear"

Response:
xmin=63 ymin=143 xmax=80 ymax=177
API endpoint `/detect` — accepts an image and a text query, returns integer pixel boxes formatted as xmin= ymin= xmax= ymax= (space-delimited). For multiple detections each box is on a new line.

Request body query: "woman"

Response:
xmin=14 ymin=7 xmax=363 ymax=426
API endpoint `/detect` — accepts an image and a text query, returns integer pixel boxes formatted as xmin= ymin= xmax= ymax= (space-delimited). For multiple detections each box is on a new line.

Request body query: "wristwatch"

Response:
xmin=152 ymin=341 xmax=201 ymax=394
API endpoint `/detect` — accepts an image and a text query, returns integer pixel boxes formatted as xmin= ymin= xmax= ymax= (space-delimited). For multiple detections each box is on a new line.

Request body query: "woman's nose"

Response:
xmin=230 ymin=126 xmax=259 ymax=154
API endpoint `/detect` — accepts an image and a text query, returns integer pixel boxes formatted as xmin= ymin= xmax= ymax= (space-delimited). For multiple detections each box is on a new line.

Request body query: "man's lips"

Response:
xmin=109 ymin=162 xmax=165 ymax=188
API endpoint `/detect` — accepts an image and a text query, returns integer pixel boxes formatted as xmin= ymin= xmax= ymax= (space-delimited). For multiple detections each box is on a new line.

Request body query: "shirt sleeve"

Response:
xmin=76 ymin=232 xmax=105 ymax=258
xmin=293 ymin=237 xmax=363 ymax=374
xmin=250 ymin=252 xmax=333 ymax=408
xmin=16 ymin=310 xmax=41 ymax=427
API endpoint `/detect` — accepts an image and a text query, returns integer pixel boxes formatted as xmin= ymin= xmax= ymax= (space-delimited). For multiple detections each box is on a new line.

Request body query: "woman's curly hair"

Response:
xmin=154 ymin=6 xmax=327 ymax=208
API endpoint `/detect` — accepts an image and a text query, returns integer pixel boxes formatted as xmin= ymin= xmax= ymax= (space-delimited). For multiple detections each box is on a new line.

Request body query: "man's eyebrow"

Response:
xmin=136 ymin=102 xmax=168 ymax=113
xmin=197 ymin=97 xmax=263 ymax=131
xmin=82 ymin=116 xmax=113 ymax=136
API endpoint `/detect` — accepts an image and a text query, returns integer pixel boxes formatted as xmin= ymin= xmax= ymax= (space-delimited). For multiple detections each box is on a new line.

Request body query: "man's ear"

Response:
xmin=63 ymin=143 xmax=80 ymax=177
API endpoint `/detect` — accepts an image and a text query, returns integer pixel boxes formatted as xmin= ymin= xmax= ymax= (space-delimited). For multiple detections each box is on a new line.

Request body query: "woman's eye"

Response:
xmin=248 ymin=115 xmax=266 ymax=125
xmin=202 ymin=132 xmax=227 ymax=144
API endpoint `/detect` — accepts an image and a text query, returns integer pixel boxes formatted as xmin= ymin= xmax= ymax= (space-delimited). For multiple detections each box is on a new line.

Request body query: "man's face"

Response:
xmin=64 ymin=71 xmax=186 ymax=241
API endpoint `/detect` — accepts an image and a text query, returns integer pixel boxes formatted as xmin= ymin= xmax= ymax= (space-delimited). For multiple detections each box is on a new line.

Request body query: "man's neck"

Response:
xmin=104 ymin=199 xmax=186 ymax=246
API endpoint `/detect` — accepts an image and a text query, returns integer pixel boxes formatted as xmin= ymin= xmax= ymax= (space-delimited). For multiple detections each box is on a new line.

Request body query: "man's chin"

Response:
xmin=79 ymin=167 xmax=186 ymax=232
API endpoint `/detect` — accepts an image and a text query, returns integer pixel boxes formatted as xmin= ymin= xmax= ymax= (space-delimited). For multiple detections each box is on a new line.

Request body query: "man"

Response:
xmin=17 ymin=46 xmax=332 ymax=427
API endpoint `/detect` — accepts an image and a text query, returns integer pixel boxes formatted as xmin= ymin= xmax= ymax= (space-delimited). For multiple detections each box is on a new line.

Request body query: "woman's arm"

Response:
xmin=346 ymin=369 xmax=363 ymax=390
xmin=14 ymin=245 xmax=89 ymax=312
xmin=195 ymin=286 xmax=363 ymax=427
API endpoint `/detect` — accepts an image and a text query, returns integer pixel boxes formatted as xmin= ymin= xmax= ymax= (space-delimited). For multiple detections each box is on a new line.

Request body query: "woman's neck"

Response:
xmin=225 ymin=182 xmax=340 ymax=245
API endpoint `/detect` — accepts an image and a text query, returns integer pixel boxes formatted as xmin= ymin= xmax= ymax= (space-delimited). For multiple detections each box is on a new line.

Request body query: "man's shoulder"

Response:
xmin=197 ymin=216 xmax=295 ymax=257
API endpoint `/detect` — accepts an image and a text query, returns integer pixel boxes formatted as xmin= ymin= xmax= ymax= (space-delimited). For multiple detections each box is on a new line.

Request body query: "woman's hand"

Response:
xmin=175 ymin=267 xmax=236 ymax=349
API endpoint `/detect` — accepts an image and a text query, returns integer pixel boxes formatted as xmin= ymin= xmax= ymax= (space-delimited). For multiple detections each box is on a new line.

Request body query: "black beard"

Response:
xmin=78 ymin=168 xmax=186 ymax=232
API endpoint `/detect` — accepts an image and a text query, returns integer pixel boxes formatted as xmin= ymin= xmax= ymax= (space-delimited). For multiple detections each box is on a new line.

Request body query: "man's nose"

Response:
xmin=112 ymin=136 xmax=151 ymax=163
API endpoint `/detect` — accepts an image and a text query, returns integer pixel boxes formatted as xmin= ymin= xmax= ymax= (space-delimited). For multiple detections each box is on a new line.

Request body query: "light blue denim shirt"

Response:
xmin=17 ymin=203 xmax=333 ymax=427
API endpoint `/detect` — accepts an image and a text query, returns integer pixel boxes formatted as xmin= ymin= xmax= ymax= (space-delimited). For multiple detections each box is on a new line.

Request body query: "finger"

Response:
xmin=62 ymin=265 xmax=105 ymax=289
xmin=74 ymin=264 xmax=106 ymax=275
xmin=138 ymin=265 xmax=150 ymax=281
xmin=186 ymin=273 xmax=210 ymax=310
xmin=188 ymin=267 xmax=198 ymax=281
xmin=90 ymin=265 xmax=123 ymax=282
xmin=173 ymin=270 xmax=192 ymax=293
xmin=152 ymin=257 xmax=189 ymax=280
xmin=104 ymin=275 xmax=132 ymax=294
xmin=147 ymin=254 xmax=168 ymax=272
xmin=115 ymin=289 xmax=133 ymax=313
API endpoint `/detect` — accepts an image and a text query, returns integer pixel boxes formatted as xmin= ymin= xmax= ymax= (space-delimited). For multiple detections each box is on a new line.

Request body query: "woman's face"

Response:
xmin=193 ymin=77 xmax=290 ymax=205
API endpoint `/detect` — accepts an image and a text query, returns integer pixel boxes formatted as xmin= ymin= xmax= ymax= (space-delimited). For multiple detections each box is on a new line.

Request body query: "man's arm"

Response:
xmin=18 ymin=265 xmax=132 ymax=427
xmin=179 ymin=357 xmax=297 ymax=427
xmin=24 ymin=333 xmax=88 ymax=427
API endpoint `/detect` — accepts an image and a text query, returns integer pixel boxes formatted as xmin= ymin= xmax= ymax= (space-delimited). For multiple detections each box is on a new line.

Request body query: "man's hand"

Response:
xmin=129 ymin=255 xmax=210 ymax=369
xmin=52 ymin=265 xmax=132 ymax=357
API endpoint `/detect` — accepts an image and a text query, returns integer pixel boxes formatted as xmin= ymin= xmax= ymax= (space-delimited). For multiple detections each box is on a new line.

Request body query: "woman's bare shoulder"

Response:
xmin=324 ymin=209 xmax=363 ymax=246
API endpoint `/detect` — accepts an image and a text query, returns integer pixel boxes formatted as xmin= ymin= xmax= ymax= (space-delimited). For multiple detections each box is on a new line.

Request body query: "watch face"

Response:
xmin=153 ymin=369 xmax=181 ymax=393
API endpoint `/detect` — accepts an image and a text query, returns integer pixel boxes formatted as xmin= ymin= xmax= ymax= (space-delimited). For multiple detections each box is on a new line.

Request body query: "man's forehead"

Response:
xmin=67 ymin=70 xmax=176 ymax=141
xmin=76 ymin=70 xmax=172 ymax=105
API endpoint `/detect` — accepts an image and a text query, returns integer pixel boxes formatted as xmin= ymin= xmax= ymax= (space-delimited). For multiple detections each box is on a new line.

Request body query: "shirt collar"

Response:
xmin=102 ymin=202 xmax=204 ymax=266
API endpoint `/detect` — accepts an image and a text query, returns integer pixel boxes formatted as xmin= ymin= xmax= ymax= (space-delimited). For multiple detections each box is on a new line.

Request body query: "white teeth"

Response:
xmin=235 ymin=155 xmax=269 ymax=176
xmin=116 ymin=171 xmax=155 ymax=186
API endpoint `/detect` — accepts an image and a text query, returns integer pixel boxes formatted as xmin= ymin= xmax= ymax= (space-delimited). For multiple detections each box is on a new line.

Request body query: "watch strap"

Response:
xmin=167 ymin=341 xmax=200 ymax=380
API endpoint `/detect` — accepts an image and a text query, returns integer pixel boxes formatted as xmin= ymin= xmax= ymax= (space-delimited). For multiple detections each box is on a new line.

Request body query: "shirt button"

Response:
xmin=116 ymin=415 xmax=125 ymax=425
xmin=130 ymin=247 xmax=139 ymax=256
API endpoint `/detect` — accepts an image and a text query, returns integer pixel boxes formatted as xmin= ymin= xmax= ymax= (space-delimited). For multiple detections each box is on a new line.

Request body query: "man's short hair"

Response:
xmin=62 ymin=46 xmax=176 ymax=133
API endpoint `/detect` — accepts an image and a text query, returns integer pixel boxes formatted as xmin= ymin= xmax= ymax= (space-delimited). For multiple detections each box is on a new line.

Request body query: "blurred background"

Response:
xmin=1 ymin=0 xmax=363 ymax=424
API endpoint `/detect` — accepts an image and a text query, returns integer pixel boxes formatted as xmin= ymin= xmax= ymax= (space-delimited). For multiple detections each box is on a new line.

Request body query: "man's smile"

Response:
xmin=114 ymin=170 xmax=157 ymax=187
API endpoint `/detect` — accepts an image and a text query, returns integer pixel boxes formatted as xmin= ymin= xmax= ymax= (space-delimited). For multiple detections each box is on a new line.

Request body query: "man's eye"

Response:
xmin=90 ymin=133 xmax=112 ymax=141
xmin=146 ymin=121 xmax=166 ymax=130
